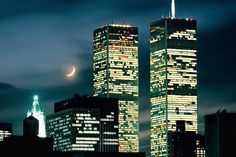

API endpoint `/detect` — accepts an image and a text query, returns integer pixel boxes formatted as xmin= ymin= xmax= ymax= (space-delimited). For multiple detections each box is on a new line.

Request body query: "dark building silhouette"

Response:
xmin=23 ymin=115 xmax=39 ymax=137
xmin=0 ymin=122 xmax=12 ymax=141
xmin=46 ymin=94 xmax=119 ymax=152
xmin=205 ymin=110 xmax=236 ymax=157
xmin=0 ymin=117 xmax=53 ymax=156
xmin=168 ymin=121 xmax=205 ymax=157
xmin=53 ymin=151 xmax=145 ymax=157
xmin=0 ymin=135 xmax=53 ymax=153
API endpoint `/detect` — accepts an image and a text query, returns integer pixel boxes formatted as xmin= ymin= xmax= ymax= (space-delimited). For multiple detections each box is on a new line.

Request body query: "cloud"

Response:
xmin=0 ymin=82 xmax=15 ymax=91
xmin=198 ymin=19 xmax=236 ymax=86
xmin=0 ymin=82 xmax=30 ymax=109
xmin=140 ymin=129 xmax=150 ymax=141
xmin=139 ymin=109 xmax=150 ymax=125
xmin=69 ymin=38 xmax=93 ymax=70
xmin=0 ymin=82 xmax=31 ymax=134
xmin=1 ymin=0 xmax=236 ymax=31
xmin=196 ymin=19 xmax=236 ymax=129
xmin=140 ymin=129 xmax=151 ymax=156
xmin=0 ymin=0 xmax=95 ymax=20
xmin=0 ymin=13 xmax=93 ymax=88
xmin=139 ymin=108 xmax=151 ymax=155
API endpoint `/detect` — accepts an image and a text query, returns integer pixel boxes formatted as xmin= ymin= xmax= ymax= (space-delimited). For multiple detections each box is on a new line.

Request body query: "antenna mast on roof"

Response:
xmin=171 ymin=0 xmax=175 ymax=19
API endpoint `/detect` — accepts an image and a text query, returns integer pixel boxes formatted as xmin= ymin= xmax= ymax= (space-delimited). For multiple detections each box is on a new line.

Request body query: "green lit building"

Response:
xmin=93 ymin=24 xmax=139 ymax=152
xmin=150 ymin=18 xmax=198 ymax=157
xmin=46 ymin=94 xmax=119 ymax=152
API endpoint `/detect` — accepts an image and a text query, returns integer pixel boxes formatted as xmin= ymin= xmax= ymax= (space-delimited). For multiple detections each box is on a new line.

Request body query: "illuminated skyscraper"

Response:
xmin=46 ymin=94 xmax=119 ymax=152
xmin=93 ymin=24 xmax=139 ymax=152
xmin=150 ymin=18 xmax=197 ymax=156
xmin=27 ymin=95 xmax=46 ymax=137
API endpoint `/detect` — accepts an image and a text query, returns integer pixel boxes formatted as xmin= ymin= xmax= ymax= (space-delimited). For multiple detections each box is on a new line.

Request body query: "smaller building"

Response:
xmin=46 ymin=94 xmax=119 ymax=152
xmin=205 ymin=109 xmax=236 ymax=157
xmin=0 ymin=122 xmax=12 ymax=141
xmin=168 ymin=120 xmax=205 ymax=157
xmin=23 ymin=115 xmax=39 ymax=137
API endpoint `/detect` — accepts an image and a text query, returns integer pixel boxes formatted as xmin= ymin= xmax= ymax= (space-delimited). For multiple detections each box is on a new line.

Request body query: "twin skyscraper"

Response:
xmin=93 ymin=17 xmax=197 ymax=157
xmin=93 ymin=24 xmax=139 ymax=152
xmin=93 ymin=2 xmax=196 ymax=155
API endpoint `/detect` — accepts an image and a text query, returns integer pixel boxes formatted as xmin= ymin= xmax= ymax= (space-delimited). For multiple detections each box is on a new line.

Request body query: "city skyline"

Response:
xmin=0 ymin=0 xmax=236 ymax=156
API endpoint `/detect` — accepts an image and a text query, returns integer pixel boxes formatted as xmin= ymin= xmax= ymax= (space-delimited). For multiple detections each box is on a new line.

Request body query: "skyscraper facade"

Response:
xmin=0 ymin=123 xmax=12 ymax=141
xmin=150 ymin=18 xmax=197 ymax=156
xmin=27 ymin=95 xmax=46 ymax=137
xmin=46 ymin=94 xmax=119 ymax=152
xmin=93 ymin=24 xmax=139 ymax=152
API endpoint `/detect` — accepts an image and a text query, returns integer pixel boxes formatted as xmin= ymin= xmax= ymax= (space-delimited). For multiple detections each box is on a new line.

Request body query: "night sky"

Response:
xmin=1 ymin=0 xmax=236 ymax=155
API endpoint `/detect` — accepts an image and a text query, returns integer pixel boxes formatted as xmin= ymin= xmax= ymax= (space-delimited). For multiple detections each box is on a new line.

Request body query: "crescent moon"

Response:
xmin=66 ymin=66 xmax=76 ymax=77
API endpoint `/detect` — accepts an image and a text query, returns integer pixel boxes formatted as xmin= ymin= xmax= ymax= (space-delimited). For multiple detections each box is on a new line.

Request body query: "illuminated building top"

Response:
xmin=108 ymin=24 xmax=132 ymax=27
xmin=27 ymin=95 xmax=46 ymax=137
xmin=171 ymin=0 xmax=175 ymax=18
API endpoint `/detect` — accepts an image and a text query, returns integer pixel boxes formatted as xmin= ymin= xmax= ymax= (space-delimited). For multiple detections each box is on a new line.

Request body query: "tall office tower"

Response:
xmin=150 ymin=17 xmax=197 ymax=156
xmin=27 ymin=95 xmax=46 ymax=137
xmin=205 ymin=110 xmax=236 ymax=157
xmin=0 ymin=123 xmax=12 ymax=141
xmin=46 ymin=94 xmax=119 ymax=152
xmin=93 ymin=24 xmax=139 ymax=152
